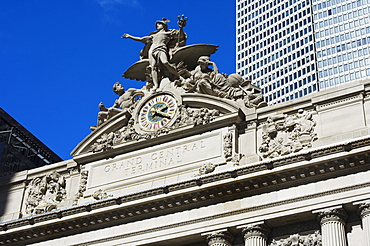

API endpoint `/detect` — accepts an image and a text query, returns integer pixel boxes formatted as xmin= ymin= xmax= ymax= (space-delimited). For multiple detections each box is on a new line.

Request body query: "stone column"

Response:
xmin=237 ymin=222 xmax=270 ymax=246
xmin=315 ymin=207 xmax=348 ymax=246
xmin=359 ymin=203 xmax=370 ymax=246
xmin=202 ymin=229 xmax=234 ymax=246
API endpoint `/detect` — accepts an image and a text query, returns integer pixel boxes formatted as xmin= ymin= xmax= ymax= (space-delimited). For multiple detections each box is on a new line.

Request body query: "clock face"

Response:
xmin=138 ymin=94 xmax=177 ymax=131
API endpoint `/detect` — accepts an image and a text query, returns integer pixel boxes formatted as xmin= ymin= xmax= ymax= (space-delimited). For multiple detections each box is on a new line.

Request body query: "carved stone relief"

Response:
xmin=72 ymin=170 xmax=89 ymax=205
xmin=176 ymin=56 xmax=266 ymax=109
xmin=90 ymin=105 xmax=221 ymax=153
xmin=197 ymin=162 xmax=216 ymax=176
xmin=223 ymin=132 xmax=233 ymax=162
xmin=24 ymin=171 xmax=66 ymax=216
xmin=92 ymin=189 xmax=112 ymax=200
xmin=85 ymin=15 xmax=266 ymax=154
xmin=259 ymin=109 xmax=317 ymax=159
xmin=269 ymin=231 xmax=322 ymax=246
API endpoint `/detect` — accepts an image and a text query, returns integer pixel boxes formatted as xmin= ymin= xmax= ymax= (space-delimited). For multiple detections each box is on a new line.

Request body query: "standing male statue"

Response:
xmin=121 ymin=16 xmax=187 ymax=91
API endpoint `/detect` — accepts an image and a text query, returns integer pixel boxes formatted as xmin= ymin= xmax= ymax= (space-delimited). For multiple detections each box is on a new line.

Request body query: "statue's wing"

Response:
xmin=171 ymin=44 xmax=219 ymax=71
xmin=122 ymin=59 xmax=149 ymax=81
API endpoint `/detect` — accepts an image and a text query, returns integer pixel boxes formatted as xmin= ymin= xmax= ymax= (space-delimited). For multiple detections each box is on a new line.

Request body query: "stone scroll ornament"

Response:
xmin=259 ymin=109 xmax=317 ymax=159
xmin=269 ymin=231 xmax=322 ymax=246
xmin=24 ymin=171 xmax=66 ymax=216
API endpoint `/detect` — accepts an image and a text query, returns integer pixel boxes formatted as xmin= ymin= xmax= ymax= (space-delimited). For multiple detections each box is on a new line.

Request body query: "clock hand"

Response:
xmin=157 ymin=110 xmax=171 ymax=119
xmin=150 ymin=107 xmax=171 ymax=119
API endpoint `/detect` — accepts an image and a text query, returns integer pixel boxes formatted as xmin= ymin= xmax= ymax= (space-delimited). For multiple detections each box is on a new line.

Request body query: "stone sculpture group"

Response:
xmin=88 ymin=16 xmax=316 ymax=162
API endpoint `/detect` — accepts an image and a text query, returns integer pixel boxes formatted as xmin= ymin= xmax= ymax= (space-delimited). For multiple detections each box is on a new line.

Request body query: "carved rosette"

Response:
xmin=24 ymin=171 xmax=66 ymax=216
xmin=259 ymin=109 xmax=317 ymax=159
xmin=204 ymin=230 xmax=234 ymax=246
xmin=72 ymin=170 xmax=89 ymax=205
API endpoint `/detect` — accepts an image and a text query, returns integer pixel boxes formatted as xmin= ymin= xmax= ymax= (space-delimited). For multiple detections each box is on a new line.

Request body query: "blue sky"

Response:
xmin=0 ymin=1 xmax=236 ymax=160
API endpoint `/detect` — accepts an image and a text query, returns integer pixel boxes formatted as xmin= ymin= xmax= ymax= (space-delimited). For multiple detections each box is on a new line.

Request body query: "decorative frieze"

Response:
xmin=269 ymin=231 xmax=322 ymax=246
xmin=23 ymin=171 xmax=66 ymax=216
xmin=259 ymin=109 xmax=317 ymax=159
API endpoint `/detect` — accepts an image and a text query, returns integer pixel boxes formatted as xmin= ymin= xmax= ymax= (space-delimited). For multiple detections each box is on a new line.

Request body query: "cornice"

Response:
xmin=0 ymin=136 xmax=370 ymax=245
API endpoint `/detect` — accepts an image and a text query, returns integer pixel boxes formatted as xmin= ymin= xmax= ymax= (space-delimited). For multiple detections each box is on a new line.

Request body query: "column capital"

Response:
xmin=237 ymin=221 xmax=270 ymax=240
xmin=202 ymin=229 xmax=234 ymax=246
xmin=314 ymin=206 xmax=348 ymax=225
xmin=358 ymin=203 xmax=370 ymax=218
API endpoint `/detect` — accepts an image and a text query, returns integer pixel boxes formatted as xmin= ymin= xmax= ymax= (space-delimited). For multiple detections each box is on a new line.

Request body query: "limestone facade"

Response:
xmin=0 ymin=79 xmax=368 ymax=245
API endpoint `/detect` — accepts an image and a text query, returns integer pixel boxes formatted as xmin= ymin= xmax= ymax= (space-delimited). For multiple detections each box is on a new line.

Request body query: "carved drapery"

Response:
xmin=239 ymin=222 xmax=270 ymax=246
xmin=203 ymin=229 xmax=234 ymax=246
xmin=317 ymin=208 xmax=348 ymax=246
xmin=359 ymin=203 xmax=370 ymax=246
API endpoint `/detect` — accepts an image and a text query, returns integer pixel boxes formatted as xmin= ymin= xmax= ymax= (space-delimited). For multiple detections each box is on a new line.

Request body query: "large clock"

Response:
xmin=138 ymin=94 xmax=178 ymax=131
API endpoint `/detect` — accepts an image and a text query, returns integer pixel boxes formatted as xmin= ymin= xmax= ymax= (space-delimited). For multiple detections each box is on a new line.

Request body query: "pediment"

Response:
xmin=70 ymin=92 xmax=243 ymax=161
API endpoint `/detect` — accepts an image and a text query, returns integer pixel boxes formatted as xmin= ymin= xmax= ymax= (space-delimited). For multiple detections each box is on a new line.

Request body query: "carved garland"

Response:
xmin=223 ymin=132 xmax=233 ymax=162
xmin=72 ymin=170 xmax=89 ymax=205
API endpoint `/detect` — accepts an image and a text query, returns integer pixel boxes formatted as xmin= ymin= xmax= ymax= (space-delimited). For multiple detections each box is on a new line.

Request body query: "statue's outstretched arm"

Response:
xmin=121 ymin=34 xmax=151 ymax=44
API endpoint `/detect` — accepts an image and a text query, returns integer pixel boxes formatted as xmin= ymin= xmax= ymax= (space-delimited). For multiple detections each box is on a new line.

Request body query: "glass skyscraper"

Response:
xmin=236 ymin=0 xmax=370 ymax=104
xmin=314 ymin=0 xmax=370 ymax=89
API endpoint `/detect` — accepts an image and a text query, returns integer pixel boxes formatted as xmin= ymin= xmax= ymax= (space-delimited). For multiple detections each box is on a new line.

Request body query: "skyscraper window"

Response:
xmin=237 ymin=0 xmax=370 ymax=104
